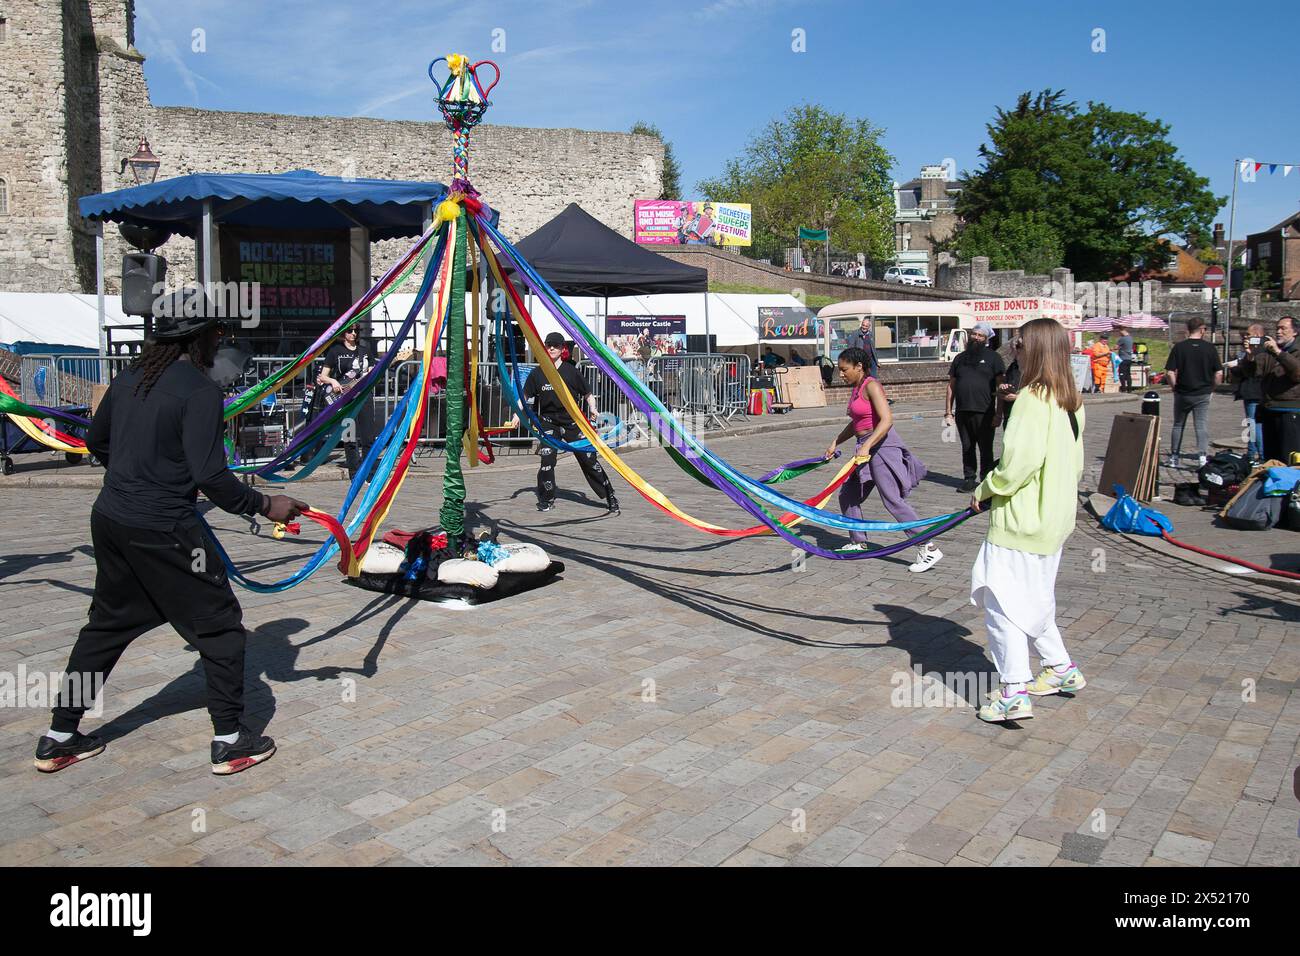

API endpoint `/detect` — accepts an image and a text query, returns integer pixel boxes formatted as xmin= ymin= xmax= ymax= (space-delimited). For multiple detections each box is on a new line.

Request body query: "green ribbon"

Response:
xmin=438 ymin=209 xmax=469 ymax=538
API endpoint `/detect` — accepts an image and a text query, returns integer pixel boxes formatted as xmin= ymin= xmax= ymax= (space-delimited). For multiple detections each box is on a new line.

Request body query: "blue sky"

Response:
xmin=136 ymin=0 xmax=1300 ymax=238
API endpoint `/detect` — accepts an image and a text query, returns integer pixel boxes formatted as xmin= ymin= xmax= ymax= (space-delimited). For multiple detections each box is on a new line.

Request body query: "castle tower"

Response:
xmin=0 ymin=0 xmax=150 ymax=293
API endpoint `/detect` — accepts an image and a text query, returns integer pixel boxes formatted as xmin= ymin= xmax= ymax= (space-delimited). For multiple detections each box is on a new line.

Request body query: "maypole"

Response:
xmin=428 ymin=54 xmax=499 ymax=544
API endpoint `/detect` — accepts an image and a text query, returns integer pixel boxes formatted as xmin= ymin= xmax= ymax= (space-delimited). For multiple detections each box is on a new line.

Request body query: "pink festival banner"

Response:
xmin=634 ymin=200 xmax=752 ymax=246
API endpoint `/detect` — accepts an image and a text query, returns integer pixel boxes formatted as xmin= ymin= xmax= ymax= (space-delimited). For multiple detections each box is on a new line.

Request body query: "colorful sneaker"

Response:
xmin=978 ymin=690 xmax=1033 ymax=723
xmin=908 ymin=544 xmax=943 ymax=573
xmin=34 ymin=731 xmax=105 ymax=773
xmin=211 ymin=727 xmax=276 ymax=776
xmin=1026 ymin=663 xmax=1087 ymax=696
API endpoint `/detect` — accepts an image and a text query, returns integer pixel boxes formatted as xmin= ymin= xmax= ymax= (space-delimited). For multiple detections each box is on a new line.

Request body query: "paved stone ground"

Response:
xmin=0 ymin=395 xmax=1296 ymax=867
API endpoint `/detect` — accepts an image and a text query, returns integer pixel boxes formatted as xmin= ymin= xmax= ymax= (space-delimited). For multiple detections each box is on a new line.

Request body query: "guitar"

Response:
xmin=320 ymin=347 xmax=414 ymax=401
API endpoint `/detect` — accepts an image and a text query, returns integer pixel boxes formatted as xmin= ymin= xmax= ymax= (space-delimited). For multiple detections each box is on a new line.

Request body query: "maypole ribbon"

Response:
xmin=491 ymin=217 xmax=969 ymax=541
xmin=474 ymin=215 xmax=967 ymax=553
xmin=473 ymin=223 xmax=954 ymax=551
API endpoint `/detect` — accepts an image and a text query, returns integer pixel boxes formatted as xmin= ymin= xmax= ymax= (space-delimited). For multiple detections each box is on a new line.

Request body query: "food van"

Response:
xmin=818 ymin=297 xmax=1083 ymax=364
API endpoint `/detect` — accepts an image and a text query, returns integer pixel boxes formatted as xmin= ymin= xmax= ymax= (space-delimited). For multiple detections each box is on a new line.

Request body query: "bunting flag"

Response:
xmin=1268 ymin=164 xmax=1277 ymax=174
xmin=1286 ymin=165 xmax=1294 ymax=176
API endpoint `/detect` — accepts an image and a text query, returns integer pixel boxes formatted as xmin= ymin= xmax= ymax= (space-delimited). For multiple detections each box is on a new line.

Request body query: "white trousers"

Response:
xmin=971 ymin=541 xmax=1071 ymax=684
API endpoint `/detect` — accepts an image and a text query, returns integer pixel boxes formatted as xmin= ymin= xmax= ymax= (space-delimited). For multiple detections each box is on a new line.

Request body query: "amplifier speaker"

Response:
xmin=122 ymin=253 xmax=166 ymax=317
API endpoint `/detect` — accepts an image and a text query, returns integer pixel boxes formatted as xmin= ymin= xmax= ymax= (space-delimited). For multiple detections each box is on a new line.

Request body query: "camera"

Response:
xmin=1248 ymin=337 xmax=1262 ymax=346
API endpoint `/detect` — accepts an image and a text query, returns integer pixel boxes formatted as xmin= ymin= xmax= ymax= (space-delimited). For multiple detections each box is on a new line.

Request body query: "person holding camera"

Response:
xmin=1235 ymin=316 xmax=1300 ymax=460
xmin=38 ymin=310 xmax=307 ymax=776
xmin=1228 ymin=324 xmax=1267 ymax=461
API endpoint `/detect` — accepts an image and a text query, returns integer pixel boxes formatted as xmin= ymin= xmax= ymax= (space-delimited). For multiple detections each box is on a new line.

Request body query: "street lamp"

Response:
xmin=120 ymin=138 xmax=160 ymax=186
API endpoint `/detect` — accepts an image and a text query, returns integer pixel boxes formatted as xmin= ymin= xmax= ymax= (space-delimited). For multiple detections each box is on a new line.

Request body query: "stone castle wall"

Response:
xmin=0 ymin=1 xmax=662 ymax=295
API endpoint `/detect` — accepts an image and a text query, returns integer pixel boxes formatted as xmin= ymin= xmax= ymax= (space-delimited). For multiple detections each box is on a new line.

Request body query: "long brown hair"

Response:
xmin=1017 ymin=318 xmax=1082 ymax=413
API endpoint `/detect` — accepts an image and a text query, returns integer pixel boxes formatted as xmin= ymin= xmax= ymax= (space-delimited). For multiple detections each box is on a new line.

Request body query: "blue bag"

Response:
xmin=1101 ymin=485 xmax=1173 ymax=537
xmin=1262 ymin=467 xmax=1300 ymax=496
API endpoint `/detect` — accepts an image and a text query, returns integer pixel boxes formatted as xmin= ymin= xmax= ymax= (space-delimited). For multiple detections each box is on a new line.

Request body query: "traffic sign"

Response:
xmin=1203 ymin=265 xmax=1225 ymax=289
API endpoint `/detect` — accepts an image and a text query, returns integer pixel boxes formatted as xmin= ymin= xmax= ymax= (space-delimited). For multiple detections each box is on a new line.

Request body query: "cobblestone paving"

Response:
xmin=1 ymin=396 xmax=1296 ymax=866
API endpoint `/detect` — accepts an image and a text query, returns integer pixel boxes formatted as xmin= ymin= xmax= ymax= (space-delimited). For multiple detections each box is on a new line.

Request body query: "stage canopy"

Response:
xmin=76 ymin=169 xmax=455 ymax=241
xmin=510 ymin=203 xmax=708 ymax=297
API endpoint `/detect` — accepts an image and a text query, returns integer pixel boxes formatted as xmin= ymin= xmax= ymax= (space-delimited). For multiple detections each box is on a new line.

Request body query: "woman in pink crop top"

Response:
xmin=822 ymin=347 xmax=942 ymax=572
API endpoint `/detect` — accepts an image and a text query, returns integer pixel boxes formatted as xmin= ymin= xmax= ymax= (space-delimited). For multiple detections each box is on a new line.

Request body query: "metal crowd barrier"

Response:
xmin=647 ymin=353 xmax=750 ymax=431
xmin=18 ymin=353 xmax=135 ymax=408
xmin=12 ymin=348 xmax=751 ymax=467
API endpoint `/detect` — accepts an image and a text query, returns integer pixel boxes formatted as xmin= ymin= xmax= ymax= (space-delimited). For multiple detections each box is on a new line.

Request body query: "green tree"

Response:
xmin=953 ymin=210 xmax=1064 ymax=274
xmin=630 ymin=121 xmax=681 ymax=199
xmin=697 ymin=104 xmax=894 ymax=262
xmin=956 ymin=90 xmax=1223 ymax=280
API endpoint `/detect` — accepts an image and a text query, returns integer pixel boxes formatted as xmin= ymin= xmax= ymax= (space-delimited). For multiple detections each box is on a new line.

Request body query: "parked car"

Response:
xmin=883 ymin=267 xmax=933 ymax=287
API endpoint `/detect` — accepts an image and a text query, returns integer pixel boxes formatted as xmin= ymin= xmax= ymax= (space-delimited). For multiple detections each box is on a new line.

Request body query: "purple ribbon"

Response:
xmin=478 ymin=214 xmax=975 ymax=560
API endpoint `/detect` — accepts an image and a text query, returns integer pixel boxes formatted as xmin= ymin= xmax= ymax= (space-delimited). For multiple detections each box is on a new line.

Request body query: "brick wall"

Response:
xmin=654 ymin=245 xmax=985 ymax=302
xmin=823 ymin=360 xmax=952 ymax=404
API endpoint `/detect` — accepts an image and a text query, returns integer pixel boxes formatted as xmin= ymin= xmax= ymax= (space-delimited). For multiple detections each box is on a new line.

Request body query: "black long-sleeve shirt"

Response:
xmin=89 ymin=359 xmax=266 ymax=530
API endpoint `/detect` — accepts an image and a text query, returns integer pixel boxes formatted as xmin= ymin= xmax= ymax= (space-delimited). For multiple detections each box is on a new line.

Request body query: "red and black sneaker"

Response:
xmin=34 ymin=731 xmax=105 ymax=773
xmin=211 ymin=727 xmax=276 ymax=776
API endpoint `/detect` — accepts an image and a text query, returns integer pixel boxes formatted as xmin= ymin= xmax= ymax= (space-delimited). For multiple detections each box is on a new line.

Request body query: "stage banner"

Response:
xmin=634 ymin=200 xmax=752 ymax=246
xmin=758 ymin=305 xmax=821 ymax=340
xmin=605 ymin=315 xmax=687 ymax=360
xmin=219 ymin=227 xmax=352 ymax=337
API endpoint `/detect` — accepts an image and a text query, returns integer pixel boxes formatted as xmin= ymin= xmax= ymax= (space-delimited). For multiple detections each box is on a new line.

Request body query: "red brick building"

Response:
xmin=1246 ymin=211 xmax=1300 ymax=300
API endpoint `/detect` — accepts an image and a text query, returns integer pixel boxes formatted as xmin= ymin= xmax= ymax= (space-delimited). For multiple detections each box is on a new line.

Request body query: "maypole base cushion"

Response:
xmin=437 ymin=559 xmax=500 ymax=588
xmin=490 ymin=543 xmax=550 ymax=573
xmin=359 ymin=542 xmax=407 ymax=575
xmin=347 ymin=561 xmax=565 ymax=605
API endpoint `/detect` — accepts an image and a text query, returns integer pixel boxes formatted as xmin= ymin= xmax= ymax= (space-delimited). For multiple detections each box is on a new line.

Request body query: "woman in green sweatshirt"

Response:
xmin=969 ymin=318 xmax=1087 ymax=723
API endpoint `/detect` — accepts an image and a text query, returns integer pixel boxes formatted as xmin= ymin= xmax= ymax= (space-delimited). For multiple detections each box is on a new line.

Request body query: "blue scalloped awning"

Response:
xmin=76 ymin=169 xmax=469 ymax=242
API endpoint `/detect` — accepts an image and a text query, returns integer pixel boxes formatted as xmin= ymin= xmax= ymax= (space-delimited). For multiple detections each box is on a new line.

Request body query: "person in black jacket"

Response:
xmin=998 ymin=334 xmax=1024 ymax=428
xmin=506 ymin=332 xmax=620 ymax=514
xmin=37 ymin=305 xmax=307 ymax=776
xmin=1228 ymin=323 xmax=1266 ymax=461
xmin=944 ymin=322 xmax=1005 ymax=491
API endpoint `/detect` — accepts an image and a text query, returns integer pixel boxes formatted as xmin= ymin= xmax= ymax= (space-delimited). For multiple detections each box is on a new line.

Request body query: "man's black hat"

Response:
xmin=153 ymin=288 xmax=219 ymax=341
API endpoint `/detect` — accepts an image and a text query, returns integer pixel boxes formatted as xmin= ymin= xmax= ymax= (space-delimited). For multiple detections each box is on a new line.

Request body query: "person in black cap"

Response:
xmin=507 ymin=332 xmax=620 ymax=514
xmin=36 ymin=297 xmax=307 ymax=776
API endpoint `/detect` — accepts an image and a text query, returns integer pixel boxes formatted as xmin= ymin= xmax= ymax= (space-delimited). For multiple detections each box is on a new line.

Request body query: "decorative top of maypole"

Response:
xmin=428 ymin=54 xmax=500 ymax=187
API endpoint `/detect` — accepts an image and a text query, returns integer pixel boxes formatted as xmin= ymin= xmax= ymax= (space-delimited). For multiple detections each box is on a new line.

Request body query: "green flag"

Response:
xmin=798 ymin=227 xmax=828 ymax=241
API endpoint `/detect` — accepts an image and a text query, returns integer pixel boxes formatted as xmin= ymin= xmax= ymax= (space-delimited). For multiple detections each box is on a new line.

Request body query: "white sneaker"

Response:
xmin=839 ymin=542 xmax=871 ymax=553
xmin=1197 ymin=455 xmax=1207 ymax=468
xmin=1163 ymin=455 xmax=1179 ymax=468
xmin=908 ymin=544 xmax=943 ymax=573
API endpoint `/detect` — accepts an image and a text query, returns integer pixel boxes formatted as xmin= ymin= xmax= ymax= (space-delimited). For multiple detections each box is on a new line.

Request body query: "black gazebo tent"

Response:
xmin=510 ymin=203 xmax=711 ymax=350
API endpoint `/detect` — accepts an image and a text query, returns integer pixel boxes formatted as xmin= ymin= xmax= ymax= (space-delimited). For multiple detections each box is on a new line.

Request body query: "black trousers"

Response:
xmin=537 ymin=419 xmax=614 ymax=504
xmin=51 ymin=510 xmax=248 ymax=735
xmin=956 ymin=409 xmax=997 ymax=481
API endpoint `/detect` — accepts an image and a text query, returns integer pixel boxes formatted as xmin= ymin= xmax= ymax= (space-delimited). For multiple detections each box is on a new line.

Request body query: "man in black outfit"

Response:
xmin=945 ymin=321 xmax=1005 ymax=492
xmin=1163 ymin=315 xmax=1223 ymax=468
xmin=510 ymin=332 xmax=620 ymax=515
xmin=37 ymin=306 xmax=307 ymax=776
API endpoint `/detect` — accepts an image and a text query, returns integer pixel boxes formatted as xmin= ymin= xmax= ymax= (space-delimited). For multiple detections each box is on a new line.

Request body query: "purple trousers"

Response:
xmin=838 ymin=428 xmax=928 ymax=543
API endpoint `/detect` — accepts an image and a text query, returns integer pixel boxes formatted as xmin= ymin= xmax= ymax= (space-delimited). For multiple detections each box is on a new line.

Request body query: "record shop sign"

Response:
xmin=758 ymin=306 xmax=821 ymax=340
